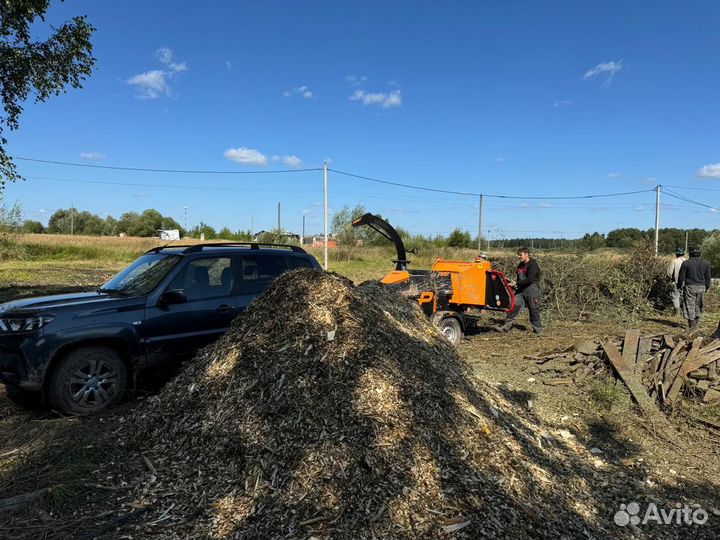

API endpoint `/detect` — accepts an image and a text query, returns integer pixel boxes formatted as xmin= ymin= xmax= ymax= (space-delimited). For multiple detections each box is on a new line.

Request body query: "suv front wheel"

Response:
xmin=47 ymin=346 xmax=129 ymax=414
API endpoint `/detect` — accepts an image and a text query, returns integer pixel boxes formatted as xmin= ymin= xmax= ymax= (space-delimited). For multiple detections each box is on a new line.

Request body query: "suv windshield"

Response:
xmin=100 ymin=253 xmax=181 ymax=296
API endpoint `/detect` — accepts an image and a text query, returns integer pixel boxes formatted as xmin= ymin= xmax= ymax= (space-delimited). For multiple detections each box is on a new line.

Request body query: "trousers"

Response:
xmin=682 ymin=285 xmax=706 ymax=320
xmin=505 ymin=283 xmax=543 ymax=332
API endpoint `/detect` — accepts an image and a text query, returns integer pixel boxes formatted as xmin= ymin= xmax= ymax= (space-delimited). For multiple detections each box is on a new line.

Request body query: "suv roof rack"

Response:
xmin=145 ymin=242 xmax=308 ymax=254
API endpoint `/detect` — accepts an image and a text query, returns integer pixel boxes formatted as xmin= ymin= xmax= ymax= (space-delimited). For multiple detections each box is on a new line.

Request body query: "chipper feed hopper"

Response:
xmin=352 ymin=213 xmax=514 ymax=345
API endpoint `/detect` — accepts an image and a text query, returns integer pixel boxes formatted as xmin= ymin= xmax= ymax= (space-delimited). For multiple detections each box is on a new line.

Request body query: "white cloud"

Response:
xmin=640 ymin=176 xmax=657 ymax=185
xmin=346 ymin=75 xmax=367 ymax=87
xmin=606 ymin=172 xmax=622 ymax=179
xmin=583 ymin=60 xmax=623 ymax=86
xmin=272 ymin=155 xmax=304 ymax=168
xmin=285 ymin=85 xmax=314 ymax=99
xmin=224 ymin=147 xmax=268 ymax=166
xmin=168 ymin=61 xmax=188 ymax=73
xmin=155 ymin=47 xmax=173 ymax=64
xmin=553 ymin=99 xmax=571 ymax=108
xmin=225 ymin=61 xmax=232 ymax=71
xmin=126 ymin=70 xmax=170 ymax=99
xmin=350 ymin=89 xmax=402 ymax=108
xmin=493 ymin=157 xmax=504 ymax=163
xmin=79 ymin=152 xmax=106 ymax=160
xmin=281 ymin=155 xmax=303 ymax=168
xmin=697 ymin=163 xmax=720 ymax=179
xmin=155 ymin=47 xmax=188 ymax=72
xmin=127 ymin=47 xmax=188 ymax=99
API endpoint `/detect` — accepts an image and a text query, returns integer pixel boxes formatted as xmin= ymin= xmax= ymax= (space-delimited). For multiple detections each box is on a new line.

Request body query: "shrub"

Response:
xmin=0 ymin=200 xmax=25 ymax=260
xmin=492 ymin=239 xmax=669 ymax=321
xmin=702 ymin=233 xmax=720 ymax=277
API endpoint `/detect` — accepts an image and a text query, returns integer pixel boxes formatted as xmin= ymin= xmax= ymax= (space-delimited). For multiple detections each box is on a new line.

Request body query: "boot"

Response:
xmin=688 ymin=319 xmax=695 ymax=330
xmin=495 ymin=321 xmax=513 ymax=333
xmin=692 ymin=318 xmax=700 ymax=331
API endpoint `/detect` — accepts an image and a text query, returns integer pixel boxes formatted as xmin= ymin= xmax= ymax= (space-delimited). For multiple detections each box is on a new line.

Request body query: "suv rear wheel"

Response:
xmin=47 ymin=346 xmax=129 ymax=414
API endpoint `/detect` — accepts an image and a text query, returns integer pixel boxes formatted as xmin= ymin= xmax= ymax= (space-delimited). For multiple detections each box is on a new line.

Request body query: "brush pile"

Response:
xmin=121 ymin=270 xmax=605 ymax=539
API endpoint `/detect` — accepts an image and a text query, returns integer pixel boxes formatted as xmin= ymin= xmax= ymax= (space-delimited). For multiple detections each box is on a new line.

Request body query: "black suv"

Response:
xmin=0 ymin=243 xmax=321 ymax=414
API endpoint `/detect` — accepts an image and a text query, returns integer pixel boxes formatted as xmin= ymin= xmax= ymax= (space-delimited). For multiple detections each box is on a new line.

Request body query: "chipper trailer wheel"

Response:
xmin=436 ymin=316 xmax=463 ymax=346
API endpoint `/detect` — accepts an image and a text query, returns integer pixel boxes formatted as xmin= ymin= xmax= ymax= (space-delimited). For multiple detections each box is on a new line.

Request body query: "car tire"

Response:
xmin=437 ymin=317 xmax=463 ymax=346
xmin=47 ymin=346 xmax=129 ymax=415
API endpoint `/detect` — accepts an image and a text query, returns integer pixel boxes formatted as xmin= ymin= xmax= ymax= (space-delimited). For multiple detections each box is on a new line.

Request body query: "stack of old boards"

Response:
xmin=532 ymin=330 xmax=720 ymax=408
xmin=118 ymin=270 xmax=617 ymax=539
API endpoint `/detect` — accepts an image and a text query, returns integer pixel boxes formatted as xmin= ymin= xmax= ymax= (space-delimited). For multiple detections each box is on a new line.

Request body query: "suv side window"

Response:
xmin=168 ymin=256 xmax=235 ymax=301
xmin=241 ymin=254 xmax=287 ymax=295
xmin=288 ymin=256 xmax=314 ymax=269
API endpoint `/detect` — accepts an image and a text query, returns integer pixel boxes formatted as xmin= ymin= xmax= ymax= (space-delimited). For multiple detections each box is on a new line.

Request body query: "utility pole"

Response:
xmin=323 ymin=162 xmax=329 ymax=271
xmin=685 ymin=231 xmax=689 ymax=254
xmin=251 ymin=216 xmax=254 ymax=238
xmin=184 ymin=206 xmax=188 ymax=233
xmin=70 ymin=203 xmax=74 ymax=235
xmin=654 ymin=185 xmax=661 ymax=256
xmin=302 ymin=215 xmax=306 ymax=245
xmin=277 ymin=202 xmax=281 ymax=233
xmin=477 ymin=194 xmax=483 ymax=251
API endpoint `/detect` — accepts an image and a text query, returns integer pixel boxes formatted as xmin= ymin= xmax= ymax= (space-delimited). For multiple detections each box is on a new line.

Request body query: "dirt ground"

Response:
xmin=1 ymin=291 xmax=720 ymax=538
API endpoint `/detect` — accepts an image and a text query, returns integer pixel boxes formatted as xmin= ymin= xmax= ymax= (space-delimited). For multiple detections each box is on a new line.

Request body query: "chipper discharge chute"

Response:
xmin=352 ymin=213 xmax=514 ymax=345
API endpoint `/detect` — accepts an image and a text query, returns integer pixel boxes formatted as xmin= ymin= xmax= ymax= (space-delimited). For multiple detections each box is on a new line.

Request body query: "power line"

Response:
xmin=663 ymin=184 xmax=720 ymax=193
xmin=329 ymin=168 xmax=655 ymax=200
xmin=661 ymin=187 xmax=720 ymax=212
xmin=24 ymin=175 xmax=333 ymax=192
xmin=16 ymin=156 xmax=322 ymax=174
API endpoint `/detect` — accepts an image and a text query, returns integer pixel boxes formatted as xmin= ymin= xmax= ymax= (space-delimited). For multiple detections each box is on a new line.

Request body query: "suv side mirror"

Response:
xmin=159 ymin=289 xmax=187 ymax=306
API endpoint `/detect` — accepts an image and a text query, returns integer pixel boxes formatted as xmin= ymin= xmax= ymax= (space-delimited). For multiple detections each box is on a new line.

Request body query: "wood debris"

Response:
xmin=533 ymin=330 xmax=720 ymax=408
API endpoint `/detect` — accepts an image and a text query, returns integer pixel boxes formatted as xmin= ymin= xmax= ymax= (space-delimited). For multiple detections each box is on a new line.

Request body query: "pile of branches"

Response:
xmin=113 ymin=270 xmax=611 ymax=539
xmin=493 ymin=240 xmax=671 ymax=320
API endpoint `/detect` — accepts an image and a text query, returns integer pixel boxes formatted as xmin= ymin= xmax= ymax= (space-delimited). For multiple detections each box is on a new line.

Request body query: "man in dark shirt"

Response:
xmin=677 ymin=247 xmax=711 ymax=330
xmin=496 ymin=247 xmax=543 ymax=334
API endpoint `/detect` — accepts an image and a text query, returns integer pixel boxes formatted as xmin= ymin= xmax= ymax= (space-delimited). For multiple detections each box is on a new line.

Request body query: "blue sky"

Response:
xmin=4 ymin=0 xmax=720 ymax=239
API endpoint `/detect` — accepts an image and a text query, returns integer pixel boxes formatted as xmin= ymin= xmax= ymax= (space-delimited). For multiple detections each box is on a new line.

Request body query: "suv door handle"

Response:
xmin=216 ymin=304 xmax=234 ymax=313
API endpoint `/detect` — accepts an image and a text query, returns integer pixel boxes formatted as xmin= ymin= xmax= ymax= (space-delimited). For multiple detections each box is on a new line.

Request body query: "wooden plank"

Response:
xmin=647 ymin=351 xmax=662 ymax=377
xmin=664 ymin=335 xmax=676 ymax=349
xmin=656 ymin=348 xmax=673 ymax=378
xmin=637 ymin=337 xmax=653 ymax=365
xmin=622 ymin=330 xmax=641 ymax=365
xmin=667 ymin=337 xmax=703 ymax=401
xmin=698 ymin=339 xmax=720 ymax=355
xmin=602 ymin=340 xmax=667 ymax=421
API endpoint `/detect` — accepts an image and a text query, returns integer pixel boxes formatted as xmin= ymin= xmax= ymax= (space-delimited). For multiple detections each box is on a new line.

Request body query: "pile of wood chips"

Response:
xmin=533 ymin=330 xmax=720 ymax=408
xmin=117 ymin=270 xmax=609 ymax=539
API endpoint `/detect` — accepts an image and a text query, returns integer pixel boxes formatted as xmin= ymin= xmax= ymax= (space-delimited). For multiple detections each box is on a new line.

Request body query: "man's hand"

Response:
xmin=509 ymin=280 xmax=517 ymax=288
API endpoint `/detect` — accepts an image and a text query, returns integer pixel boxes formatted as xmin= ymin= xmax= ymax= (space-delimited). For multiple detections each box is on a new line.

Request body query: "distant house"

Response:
xmin=312 ymin=235 xmax=337 ymax=248
xmin=158 ymin=229 xmax=181 ymax=241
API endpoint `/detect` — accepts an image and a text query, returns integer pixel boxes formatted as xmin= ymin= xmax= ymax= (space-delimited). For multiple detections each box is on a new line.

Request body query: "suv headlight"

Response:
xmin=0 ymin=315 xmax=56 ymax=332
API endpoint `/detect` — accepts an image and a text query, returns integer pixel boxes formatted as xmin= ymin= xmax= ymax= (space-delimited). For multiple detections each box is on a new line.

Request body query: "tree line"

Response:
xmin=21 ymin=205 xmax=718 ymax=255
xmin=22 ymin=208 xmax=253 ymax=241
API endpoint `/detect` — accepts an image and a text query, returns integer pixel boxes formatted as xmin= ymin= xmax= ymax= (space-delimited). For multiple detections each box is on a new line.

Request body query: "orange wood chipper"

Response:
xmin=352 ymin=213 xmax=514 ymax=344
